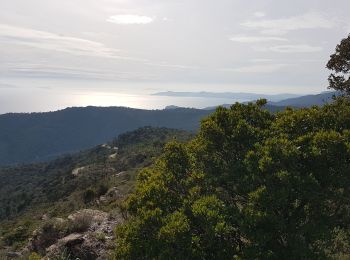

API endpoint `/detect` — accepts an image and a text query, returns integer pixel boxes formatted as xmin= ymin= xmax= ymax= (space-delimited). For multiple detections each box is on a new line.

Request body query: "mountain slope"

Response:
xmin=0 ymin=127 xmax=192 ymax=254
xmin=269 ymin=91 xmax=339 ymax=107
xmin=0 ymin=107 xmax=209 ymax=165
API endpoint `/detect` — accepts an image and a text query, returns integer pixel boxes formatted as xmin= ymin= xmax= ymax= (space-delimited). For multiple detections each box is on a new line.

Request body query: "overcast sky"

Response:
xmin=0 ymin=0 xmax=350 ymax=112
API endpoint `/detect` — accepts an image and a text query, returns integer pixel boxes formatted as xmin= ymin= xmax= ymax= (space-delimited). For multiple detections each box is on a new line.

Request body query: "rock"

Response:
xmin=60 ymin=233 xmax=84 ymax=246
xmin=71 ymin=166 xmax=86 ymax=176
xmin=47 ymin=217 xmax=118 ymax=259
xmin=25 ymin=209 xmax=122 ymax=260
xmin=45 ymin=244 xmax=59 ymax=257
xmin=27 ymin=217 xmax=69 ymax=255
xmin=116 ymin=171 xmax=126 ymax=177
xmin=6 ymin=251 xmax=22 ymax=258
xmin=107 ymin=187 xmax=122 ymax=201
xmin=99 ymin=196 xmax=107 ymax=202
xmin=46 ymin=233 xmax=85 ymax=258
xmin=54 ymin=217 xmax=65 ymax=224
xmin=109 ymin=153 xmax=117 ymax=159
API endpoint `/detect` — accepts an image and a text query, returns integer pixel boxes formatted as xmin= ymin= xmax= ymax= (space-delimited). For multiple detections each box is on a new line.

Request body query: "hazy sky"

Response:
xmin=1 ymin=0 xmax=350 ymax=112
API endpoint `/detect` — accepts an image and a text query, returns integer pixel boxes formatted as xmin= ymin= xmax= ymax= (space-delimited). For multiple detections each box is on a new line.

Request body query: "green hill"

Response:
xmin=0 ymin=107 xmax=209 ymax=165
xmin=269 ymin=91 xmax=339 ymax=107
xmin=0 ymin=127 xmax=192 ymax=254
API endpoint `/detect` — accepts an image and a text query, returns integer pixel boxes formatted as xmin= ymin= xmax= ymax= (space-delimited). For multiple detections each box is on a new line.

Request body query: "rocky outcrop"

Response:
xmin=27 ymin=209 xmax=121 ymax=259
xmin=72 ymin=166 xmax=87 ymax=176
xmin=46 ymin=233 xmax=87 ymax=259
xmin=98 ymin=187 xmax=123 ymax=204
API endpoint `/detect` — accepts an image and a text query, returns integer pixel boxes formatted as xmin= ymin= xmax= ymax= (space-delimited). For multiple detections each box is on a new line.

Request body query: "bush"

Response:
xmin=82 ymin=189 xmax=96 ymax=204
xmin=93 ymin=232 xmax=106 ymax=242
xmin=33 ymin=218 xmax=69 ymax=254
xmin=68 ymin=212 xmax=94 ymax=233
xmin=29 ymin=252 xmax=41 ymax=260
xmin=97 ymin=184 xmax=108 ymax=196
xmin=3 ymin=223 xmax=32 ymax=248
xmin=50 ymin=248 xmax=72 ymax=260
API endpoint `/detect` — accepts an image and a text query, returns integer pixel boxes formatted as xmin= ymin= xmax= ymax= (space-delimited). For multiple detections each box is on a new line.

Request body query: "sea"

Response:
xmin=0 ymin=78 xmax=314 ymax=114
xmin=0 ymin=78 xmax=251 ymax=114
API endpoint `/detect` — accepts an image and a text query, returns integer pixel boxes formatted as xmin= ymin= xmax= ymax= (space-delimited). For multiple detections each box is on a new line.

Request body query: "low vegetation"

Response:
xmin=0 ymin=127 xmax=192 ymax=252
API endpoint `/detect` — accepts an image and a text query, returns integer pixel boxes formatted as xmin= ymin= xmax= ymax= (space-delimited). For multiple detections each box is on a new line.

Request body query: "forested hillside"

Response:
xmin=269 ymin=91 xmax=339 ymax=107
xmin=0 ymin=107 xmax=208 ymax=165
xmin=0 ymin=95 xmax=329 ymax=167
xmin=0 ymin=127 xmax=192 ymax=258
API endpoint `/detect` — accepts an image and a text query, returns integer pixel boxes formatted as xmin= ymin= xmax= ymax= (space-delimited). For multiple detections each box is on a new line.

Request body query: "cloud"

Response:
xmin=107 ymin=15 xmax=154 ymax=24
xmin=269 ymin=44 xmax=322 ymax=53
xmin=0 ymin=24 xmax=120 ymax=58
xmin=2 ymin=63 xmax=157 ymax=81
xmin=222 ymin=64 xmax=288 ymax=73
xmin=241 ymin=12 xmax=334 ymax=35
xmin=143 ymin=62 xmax=199 ymax=70
xmin=251 ymin=58 xmax=274 ymax=63
xmin=253 ymin=12 xmax=266 ymax=18
xmin=0 ymin=83 xmax=18 ymax=89
xmin=0 ymin=24 xmax=201 ymax=75
xmin=229 ymin=35 xmax=287 ymax=43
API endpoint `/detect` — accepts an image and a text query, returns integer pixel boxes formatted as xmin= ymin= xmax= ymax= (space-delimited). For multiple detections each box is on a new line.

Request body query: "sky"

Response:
xmin=0 ymin=0 xmax=350 ymax=112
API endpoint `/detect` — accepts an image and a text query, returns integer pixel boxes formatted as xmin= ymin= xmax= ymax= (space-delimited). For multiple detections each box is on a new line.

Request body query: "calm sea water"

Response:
xmin=0 ymin=79 xmax=249 ymax=114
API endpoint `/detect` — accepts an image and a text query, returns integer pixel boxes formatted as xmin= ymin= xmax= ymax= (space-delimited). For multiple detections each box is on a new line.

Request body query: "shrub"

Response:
xmin=82 ymin=189 xmax=96 ymax=204
xmin=68 ymin=212 xmax=94 ymax=233
xmin=93 ymin=232 xmax=106 ymax=242
xmin=97 ymin=184 xmax=108 ymax=196
xmin=28 ymin=252 xmax=41 ymax=260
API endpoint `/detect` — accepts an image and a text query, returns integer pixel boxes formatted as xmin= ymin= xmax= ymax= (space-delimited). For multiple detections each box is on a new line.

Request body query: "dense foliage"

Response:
xmin=116 ymin=99 xmax=350 ymax=259
xmin=327 ymin=34 xmax=350 ymax=95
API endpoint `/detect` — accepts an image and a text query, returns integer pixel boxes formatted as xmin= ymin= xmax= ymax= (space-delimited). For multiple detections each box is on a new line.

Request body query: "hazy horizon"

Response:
xmin=1 ymin=0 xmax=350 ymax=112
xmin=0 ymin=78 xmax=326 ymax=114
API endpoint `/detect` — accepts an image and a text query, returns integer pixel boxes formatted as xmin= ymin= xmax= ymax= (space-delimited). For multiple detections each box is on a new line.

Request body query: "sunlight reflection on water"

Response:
xmin=0 ymin=79 xmax=247 ymax=113
xmin=77 ymin=91 xmax=243 ymax=110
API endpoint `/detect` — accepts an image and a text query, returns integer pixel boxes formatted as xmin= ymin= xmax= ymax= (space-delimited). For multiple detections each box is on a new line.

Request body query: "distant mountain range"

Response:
xmin=197 ymin=91 xmax=338 ymax=110
xmin=153 ymin=91 xmax=300 ymax=102
xmin=269 ymin=91 xmax=340 ymax=107
xmin=0 ymin=91 xmax=340 ymax=166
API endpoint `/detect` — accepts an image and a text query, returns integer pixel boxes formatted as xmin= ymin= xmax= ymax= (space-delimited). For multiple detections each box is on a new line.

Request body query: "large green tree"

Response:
xmin=327 ymin=34 xmax=350 ymax=95
xmin=115 ymin=99 xmax=350 ymax=259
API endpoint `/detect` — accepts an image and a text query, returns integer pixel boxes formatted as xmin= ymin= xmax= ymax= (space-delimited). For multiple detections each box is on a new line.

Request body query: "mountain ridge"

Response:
xmin=0 ymin=107 xmax=210 ymax=165
xmin=0 ymin=91 xmax=337 ymax=166
xmin=152 ymin=91 xmax=300 ymax=102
